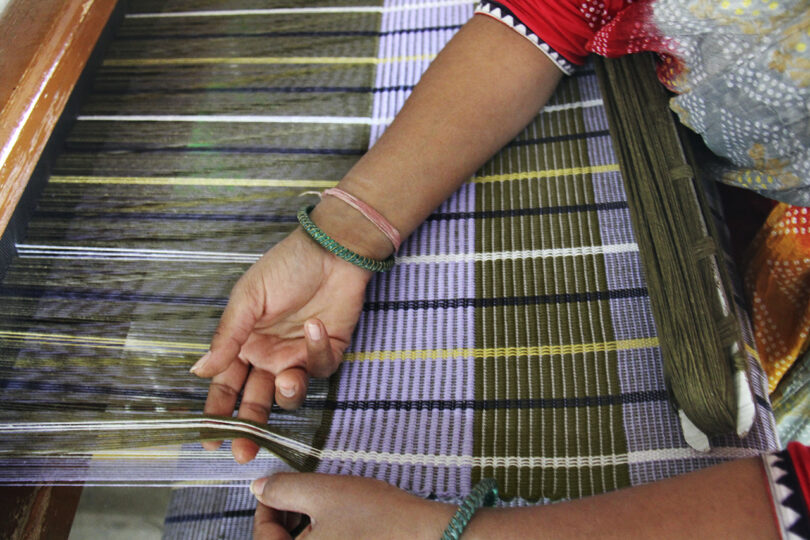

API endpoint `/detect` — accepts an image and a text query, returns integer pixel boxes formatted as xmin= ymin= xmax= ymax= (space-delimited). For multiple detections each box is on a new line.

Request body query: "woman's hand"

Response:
xmin=251 ymin=473 xmax=455 ymax=540
xmin=191 ymin=226 xmax=373 ymax=463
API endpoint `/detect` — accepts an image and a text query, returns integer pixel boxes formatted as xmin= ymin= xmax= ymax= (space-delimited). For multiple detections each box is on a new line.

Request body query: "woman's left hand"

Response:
xmin=250 ymin=473 xmax=456 ymax=540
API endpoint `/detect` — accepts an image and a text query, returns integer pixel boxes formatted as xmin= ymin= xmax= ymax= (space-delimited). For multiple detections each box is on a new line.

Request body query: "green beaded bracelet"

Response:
xmin=297 ymin=205 xmax=396 ymax=272
xmin=440 ymin=478 xmax=499 ymax=540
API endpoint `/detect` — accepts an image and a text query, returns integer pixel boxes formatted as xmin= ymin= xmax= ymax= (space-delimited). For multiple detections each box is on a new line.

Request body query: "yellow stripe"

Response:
xmin=104 ymin=54 xmax=436 ymax=67
xmin=49 ymin=175 xmax=338 ymax=188
xmin=473 ymin=164 xmax=620 ymax=183
xmin=0 ymin=331 xmax=207 ymax=352
xmin=0 ymin=331 xmax=658 ymax=359
xmin=744 ymin=342 xmax=760 ymax=361
xmin=50 ymin=168 xmax=620 ymax=187
xmin=343 ymin=338 xmax=659 ymax=362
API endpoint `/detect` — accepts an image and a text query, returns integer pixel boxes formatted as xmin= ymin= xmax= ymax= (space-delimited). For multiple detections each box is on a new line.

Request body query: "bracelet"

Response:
xmin=322 ymin=187 xmax=402 ymax=252
xmin=440 ymin=478 xmax=499 ymax=540
xmin=297 ymin=205 xmax=396 ymax=272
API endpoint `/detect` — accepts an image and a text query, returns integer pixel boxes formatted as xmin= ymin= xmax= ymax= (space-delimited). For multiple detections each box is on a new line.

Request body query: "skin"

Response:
xmin=191 ymin=14 xmax=561 ymax=463
xmin=250 ymin=457 xmax=779 ymax=539
xmin=190 ymin=13 xmax=782 ymax=540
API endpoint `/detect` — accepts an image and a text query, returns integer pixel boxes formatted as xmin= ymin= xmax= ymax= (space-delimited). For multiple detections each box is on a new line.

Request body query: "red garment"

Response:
xmin=789 ymin=442 xmax=810 ymax=521
xmin=479 ymin=0 xmax=682 ymax=87
xmin=763 ymin=442 xmax=810 ymax=537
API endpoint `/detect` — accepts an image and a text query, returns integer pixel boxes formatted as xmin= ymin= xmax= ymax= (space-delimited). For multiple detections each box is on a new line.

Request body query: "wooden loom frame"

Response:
xmin=0 ymin=1 xmax=119 ymax=536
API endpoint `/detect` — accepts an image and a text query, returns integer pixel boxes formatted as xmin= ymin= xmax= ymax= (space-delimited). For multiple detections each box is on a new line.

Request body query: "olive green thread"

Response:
xmin=595 ymin=55 xmax=746 ymax=435
xmin=297 ymin=205 xmax=395 ymax=272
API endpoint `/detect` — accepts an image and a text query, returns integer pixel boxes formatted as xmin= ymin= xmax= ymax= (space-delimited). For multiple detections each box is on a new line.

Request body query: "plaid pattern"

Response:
xmin=0 ymin=0 xmax=779 ymax=535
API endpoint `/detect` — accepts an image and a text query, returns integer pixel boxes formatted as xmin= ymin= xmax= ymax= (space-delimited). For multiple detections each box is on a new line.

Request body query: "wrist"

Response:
xmin=309 ymin=194 xmax=395 ymax=261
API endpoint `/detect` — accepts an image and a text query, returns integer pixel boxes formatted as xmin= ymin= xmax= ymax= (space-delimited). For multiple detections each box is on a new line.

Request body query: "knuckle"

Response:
xmin=209 ymin=381 xmax=240 ymax=400
xmin=239 ymin=400 xmax=271 ymax=419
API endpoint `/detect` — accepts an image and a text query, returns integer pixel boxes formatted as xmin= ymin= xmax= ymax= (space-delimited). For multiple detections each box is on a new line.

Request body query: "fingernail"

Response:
xmin=279 ymin=384 xmax=296 ymax=398
xmin=190 ymin=351 xmax=211 ymax=374
xmin=306 ymin=321 xmax=322 ymax=341
xmin=250 ymin=477 xmax=268 ymax=497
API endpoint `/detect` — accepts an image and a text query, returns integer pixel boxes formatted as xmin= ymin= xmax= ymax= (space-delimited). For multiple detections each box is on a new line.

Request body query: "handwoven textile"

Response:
xmin=0 ymin=0 xmax=779 ymax=534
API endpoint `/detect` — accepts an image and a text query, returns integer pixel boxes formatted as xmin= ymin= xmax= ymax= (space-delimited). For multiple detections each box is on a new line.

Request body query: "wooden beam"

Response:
xmin=0 ymin=0 xmax=118 ymax=237
xmin=0 ymin=486 xmax=84 ymax=539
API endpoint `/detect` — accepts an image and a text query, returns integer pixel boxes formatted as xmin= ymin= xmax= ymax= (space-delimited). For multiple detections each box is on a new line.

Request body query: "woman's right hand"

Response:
xmin=190 ymin=225 xmax=374 ymax=464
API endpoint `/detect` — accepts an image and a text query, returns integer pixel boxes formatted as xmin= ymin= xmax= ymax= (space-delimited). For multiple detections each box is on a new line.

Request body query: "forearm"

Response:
xmin=311 ymin=15 xmax=563 ymax=259
xmin=465 ymin=457 xmax=778 ymax=539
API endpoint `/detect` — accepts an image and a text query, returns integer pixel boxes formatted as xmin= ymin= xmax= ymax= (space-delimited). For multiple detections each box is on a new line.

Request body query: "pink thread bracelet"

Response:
xmin=322 ymin=187 xmax=402 ymax=252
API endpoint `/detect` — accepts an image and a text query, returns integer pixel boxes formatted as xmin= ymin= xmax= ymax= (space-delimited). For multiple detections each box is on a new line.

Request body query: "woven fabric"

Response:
xmin=0 ymin=0 xmax=779 ymax=535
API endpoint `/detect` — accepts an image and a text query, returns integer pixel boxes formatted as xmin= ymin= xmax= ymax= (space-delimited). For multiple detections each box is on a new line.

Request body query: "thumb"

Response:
xmin=191 ymin=278 xmax=263 ymax=378
xmin=250 ymin=473 xmax=330 ymax=516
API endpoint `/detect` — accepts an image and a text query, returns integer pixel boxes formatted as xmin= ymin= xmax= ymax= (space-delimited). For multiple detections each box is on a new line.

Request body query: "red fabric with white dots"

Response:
xmin=492 ymin=0 xmax=685 ymax=87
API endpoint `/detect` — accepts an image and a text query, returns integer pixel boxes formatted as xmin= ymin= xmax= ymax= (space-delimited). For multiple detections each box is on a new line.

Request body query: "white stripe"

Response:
xmin=17 ymin=253 xmax=257 ymax=263
xmin=625 ymin=447 xmax=763 ymax=464
xmin=291 ymin=446 xmax=764 ymax=467
xmin=75 ymin=101 xmax=602 ymax=127
xmin=17 ymin=244 xmax=257 ymax=259
xmin=77 ymin=114 xmax=388 ymax=125
xmin=126 ymin=1 xmax=475 ymax=19
xmin=16 ymin=245 xmax=259 ymax=263
xmin=0 ymin=415 xmax=765 ymax=468
xmin=18 ymin=244 xmax=253 ymax=256
xmin=542 ymin=99 xmax=603 ymax=113
xmin=315 ymin=450 xmax=622 ymax=468
xmin=397 ymin=243 xmax=639 ymax=264
xmin=0 ymin=418 xmax=316 ymax=457
xmin=17 ymin=243 xmax=639 ymax=264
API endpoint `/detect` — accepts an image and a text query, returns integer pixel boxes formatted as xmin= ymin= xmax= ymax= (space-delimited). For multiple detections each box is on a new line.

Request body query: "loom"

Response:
xmin=0 ymin=0 xmax=779 ymax=536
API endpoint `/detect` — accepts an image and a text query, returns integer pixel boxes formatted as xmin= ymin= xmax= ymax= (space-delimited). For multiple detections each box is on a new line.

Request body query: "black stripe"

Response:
xmin=63 ymin=142 xmax=365 ymax=156
xmin=364 ymin=288 xmax=648 ymax=311
xmin=165 ymin=509 xmax=255 ymax=524
xmin=0 ymin=285 xmax=645 ymax=309
xmin=93 ymin=85 xmax=376 ymax=95
xmin=90 ymin=85 xmax=416 ymax=95
xmin=425 ymin=201 xmax=629 ymax=221
xmin=506 ymin=129 xmax=610 ymax=148
xmin=117 ymin=25 xmax=464 ymax=41
xmin=32 ymin=202 xmax=628 ymax=223
xmin=0 ymin=375 xmax=668 ymax=411
xmin=755 ymin=395 xmax=772 ymax=411
xmin=320 ymin=391 xmax=670 ymax=410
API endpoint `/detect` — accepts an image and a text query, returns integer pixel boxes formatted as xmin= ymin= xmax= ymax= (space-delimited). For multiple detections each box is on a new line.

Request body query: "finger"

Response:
xmin=304 ymin=319 xmax=340 ymax=378
xmin=274 ymin=367 xmax=308 ymax=411
xmin=254 ymin=504 xmax=292 ymax=540
xmin=251 ymin=473 xmax=339 ymax=516
xmin=233 ymin=368 xmax=275 ymax=464
xmin=202 ymin=360 xmax=249 ymax=450
xmin=192 ymin=278 xmax=263 ymax=378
